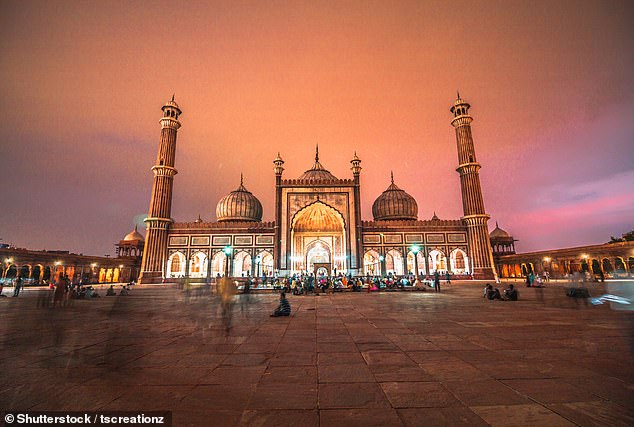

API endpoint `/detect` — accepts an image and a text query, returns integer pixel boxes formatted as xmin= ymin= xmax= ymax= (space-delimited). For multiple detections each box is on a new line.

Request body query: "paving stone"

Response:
xmin=380 ymin=382 xmax=462 ymax=408
xmin=502 ymin=378 xmax=598 ymax=403
xmin=318 ymin=383 xmax=391 ymax=409
xmin=320 ymin=408 xmax=404 ymax=427
xmin=240 ymin=409 xmax=319 ymax=426
xmin=471 ymin=403 xmax=577 ymax=426
xmin=397 ymin=407 xmax=489 ymax=426
xmin=546 ymin=400 xmax=634 ymax=427
xmin=319 ymin=363 xmax=375 ymax=383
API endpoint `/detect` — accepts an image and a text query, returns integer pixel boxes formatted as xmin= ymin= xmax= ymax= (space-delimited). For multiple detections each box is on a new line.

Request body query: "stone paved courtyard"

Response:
xmin=1 ymin=282 xmax=633 ymax=426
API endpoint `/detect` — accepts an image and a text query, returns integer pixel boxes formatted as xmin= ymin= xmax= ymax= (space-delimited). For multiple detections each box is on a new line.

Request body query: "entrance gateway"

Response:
xmin=313 ymin=263 xmax=331 ymax=278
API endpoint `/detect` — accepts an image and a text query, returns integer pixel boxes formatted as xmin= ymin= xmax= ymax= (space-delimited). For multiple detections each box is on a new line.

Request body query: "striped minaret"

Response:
xmin=451 ymin=94 xmax=496 ymax=280
xmin=138 ymin=96 xmax=182 ymax=284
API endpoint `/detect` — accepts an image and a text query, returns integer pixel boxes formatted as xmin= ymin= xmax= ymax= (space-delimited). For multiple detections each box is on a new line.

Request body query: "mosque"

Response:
xmin=138 ymin=95 xmax=497 ymax=284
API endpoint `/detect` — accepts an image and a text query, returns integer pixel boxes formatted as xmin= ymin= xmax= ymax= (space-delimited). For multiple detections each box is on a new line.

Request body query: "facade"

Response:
xmin=139 ymin=95 xmax=497 ymax=283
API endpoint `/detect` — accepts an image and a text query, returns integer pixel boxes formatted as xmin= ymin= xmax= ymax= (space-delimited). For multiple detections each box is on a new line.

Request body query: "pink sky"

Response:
xmin=0 ymin=0 xmax=632 ymax=255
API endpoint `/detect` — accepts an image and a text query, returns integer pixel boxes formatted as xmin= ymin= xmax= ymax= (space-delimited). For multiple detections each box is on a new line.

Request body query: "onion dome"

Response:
xmin=123 ymin=226 xmax=144 ymax=242
xmin=194 ymin=214 xmax=203 ymax=224
xmin=431 ymin=212 xmax=440 ymax=221
xmin=298 ymin=145 xmax=338 ymax=182
xmin=372 ymin=172 xmax=418 ymax=221
xmin=490 ymin=222 xmax=512 ymax=239
xmin=216 ymin=174 xmax=263 ymax=222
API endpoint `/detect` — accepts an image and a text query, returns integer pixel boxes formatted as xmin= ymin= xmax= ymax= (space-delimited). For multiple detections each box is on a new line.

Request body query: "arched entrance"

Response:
xmin=290 ymin=201 xmax=346 ymax=274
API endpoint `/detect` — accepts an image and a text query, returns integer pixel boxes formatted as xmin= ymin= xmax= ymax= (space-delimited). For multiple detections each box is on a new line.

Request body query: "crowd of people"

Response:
xmin=237 ymin=270 xmax=451 ymax=296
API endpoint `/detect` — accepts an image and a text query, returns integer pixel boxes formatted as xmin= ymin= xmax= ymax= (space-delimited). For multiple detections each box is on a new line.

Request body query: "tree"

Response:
xmin=608 ymin=229 xmax=634 ymax=243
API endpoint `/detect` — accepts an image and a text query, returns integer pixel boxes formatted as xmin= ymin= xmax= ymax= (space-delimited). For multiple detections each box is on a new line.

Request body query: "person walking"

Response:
xmin=434 ymin=271 xmax=441 ymax=293
xmin=445 ymin=271 xmax=451 ymax=285
xmin=13 ymin=276 xmax=23 ymax=297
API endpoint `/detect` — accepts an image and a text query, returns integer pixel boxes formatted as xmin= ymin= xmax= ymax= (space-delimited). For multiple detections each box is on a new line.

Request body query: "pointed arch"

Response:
xmin=167 ymin=251 xmax=186 ymax=278
xmin=189 ymin=251 xmax=208 ymax=278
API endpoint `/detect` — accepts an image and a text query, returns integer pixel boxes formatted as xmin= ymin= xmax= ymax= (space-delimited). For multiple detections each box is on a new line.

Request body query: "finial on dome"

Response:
xmin=134 ymin=224 xmax=138 ymax=232
xmin=457 ymin=90 xmax=460 ymax=100
xmin=495 ymin=221 xmax=499 ymax=228
xmin=315 ymin=144 xmax=319 ymax=162
xmin=240 ymin=172 xmax=244 ymax=186
xmin=390 ymin=171 xmax=394 ymax=184
xmin=171 ymin=93 xmax=175 ymax=102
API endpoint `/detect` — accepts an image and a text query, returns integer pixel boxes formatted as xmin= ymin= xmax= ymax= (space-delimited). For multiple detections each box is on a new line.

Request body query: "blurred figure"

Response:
xmin=217 ymin=277 xmax=237 ymax=334
xmin=270 ymin=292 xmax=291 ymax=317
xmin=106 ymin=285 xmax=116 ymax=296
xmin=13 ymin=276 xmax=23 ymax=297
xmin=53 ymin=275 xmax=68 ymax=307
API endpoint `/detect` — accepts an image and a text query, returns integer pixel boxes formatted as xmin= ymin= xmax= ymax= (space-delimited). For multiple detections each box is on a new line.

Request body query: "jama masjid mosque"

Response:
xmin=138 ymin=95 xmax=497 ymax=284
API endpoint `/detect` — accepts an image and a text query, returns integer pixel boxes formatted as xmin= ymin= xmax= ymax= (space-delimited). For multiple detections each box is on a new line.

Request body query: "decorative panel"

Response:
xmin=169 ymin=236 xmax=188 ymax=246
xmin=256 ymin=235 xmax=274 ymax=245
xmin=363 ymin=235 xmax=381 ymax=244
xmin=191 ymin=236 xmax=210 ymax=246
xmin=234 ymin=235 xmax=253 ymax=246
xmin=383 ymin=234 xmax=402 ymax=244
xmin=212 ymin=235 xmax=232 ymax=246
xmin=448 ymin=234 xmax=466 ymax=243
xmin=405 ymin=234 xmax=423 ymax=243
xmin=426 ymin=234 xmax=445 ymax=243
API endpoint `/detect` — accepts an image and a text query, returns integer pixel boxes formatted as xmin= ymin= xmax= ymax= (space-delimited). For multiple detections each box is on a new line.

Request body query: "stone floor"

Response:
xmin=1 ymin=282 xmax=633 ymax=426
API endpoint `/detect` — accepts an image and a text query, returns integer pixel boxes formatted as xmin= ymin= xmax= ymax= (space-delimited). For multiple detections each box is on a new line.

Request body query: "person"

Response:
xmin=271 ymin=292 xmax=291 ymax=317
xmin=13 ymin=276 xmax=23 ymax=297
xmin=503 ymin=284 xmax=518 ymax=301
xmin=54 ymin=275 xmax=68 ymax=306
xmin=106 ymin=285 xmax=116 ymax=296
xmin=119 ymin=285 xmax=129 ymax=296
xmin=434 ymin=271 xmax=441 ymax=293
xmin=217 ymin=277 xmax=237 ymax=334
xmin=445 ymin=271 xmax=451 ymax=284
xmin=484 ymin=284 xmax=502 ymax=300
xmin=0 ymin=282 xmax=6 ymax=297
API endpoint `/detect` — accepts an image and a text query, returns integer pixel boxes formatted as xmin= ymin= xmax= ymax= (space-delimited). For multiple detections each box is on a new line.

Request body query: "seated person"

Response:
xmin=120 ymin=285 xmax=130 ymax=296
xmin=483 ymin=284 xmax=492 ymax=298
xmin=106 ymin=285 xmax=116 ymax=296
xmin=503 ymin=284 xmax=518 ymax=301
xmin=271 ymin=292 xmax=291 ymax=317
xmin=485 ymin=284 xmax=502 ymax=300
xmin=85 ymin=286 xmax=94 ymax=298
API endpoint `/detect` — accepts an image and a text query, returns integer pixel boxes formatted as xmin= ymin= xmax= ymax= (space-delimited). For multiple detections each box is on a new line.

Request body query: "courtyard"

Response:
xmin=1 ymin=282 xmax=633 ymax=426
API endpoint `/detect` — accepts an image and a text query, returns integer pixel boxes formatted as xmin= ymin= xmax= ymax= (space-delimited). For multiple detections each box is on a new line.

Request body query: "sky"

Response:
xmin=0 ymin=0 xmax=632 ymax=256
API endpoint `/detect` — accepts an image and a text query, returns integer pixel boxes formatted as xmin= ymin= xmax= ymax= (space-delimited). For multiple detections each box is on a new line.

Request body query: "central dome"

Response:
xmin=298 ymin=145 xmax=338 ymax=182
xmin=372 ymin=172 xmax=418 ymax=221
xmin=216 ymin=175 xmax=263 ymax=222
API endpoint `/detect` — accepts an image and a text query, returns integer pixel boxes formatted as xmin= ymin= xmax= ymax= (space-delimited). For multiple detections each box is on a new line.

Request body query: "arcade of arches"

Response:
xmin=495 ymin=241 xmax=634 ymax=279
xmin=363 ymin=247 xmax=469 ymax=277
xmin=0 ymin=248 xmax=140 ymax=284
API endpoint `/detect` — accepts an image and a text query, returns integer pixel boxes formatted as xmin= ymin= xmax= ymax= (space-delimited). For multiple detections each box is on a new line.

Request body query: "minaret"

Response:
xmin=138 ymin=96 xmax=182 ymax=284
xmin=450 ymin=93 xmax=496 ymax=280
xmin=350 ymin=152 xmax=362 ymax=274
xmin=273 ymin=152 xmax=285 ymax=272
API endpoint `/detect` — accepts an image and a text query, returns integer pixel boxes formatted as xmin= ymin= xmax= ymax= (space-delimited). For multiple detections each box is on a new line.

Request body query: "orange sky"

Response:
xmin=1 ymin=0 xmax=632 ymax=255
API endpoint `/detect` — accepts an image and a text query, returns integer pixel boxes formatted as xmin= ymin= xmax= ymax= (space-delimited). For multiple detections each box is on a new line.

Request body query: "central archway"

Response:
xmin=290 ymin=201 xmax=346 ymax=274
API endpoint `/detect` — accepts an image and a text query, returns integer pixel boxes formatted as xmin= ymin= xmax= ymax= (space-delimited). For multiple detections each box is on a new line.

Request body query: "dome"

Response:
xmin=298 ymin=145 xmax=338 ymax=182
xmin=490 ymin=222 xmax=512 ymax=239
xmin=216 ymin=175 xmax=263 ymax=222
xmin=123 ymin=226 xmax=144 ymax=242
xmin=372 ymin=173 xmax=418 ymax=221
